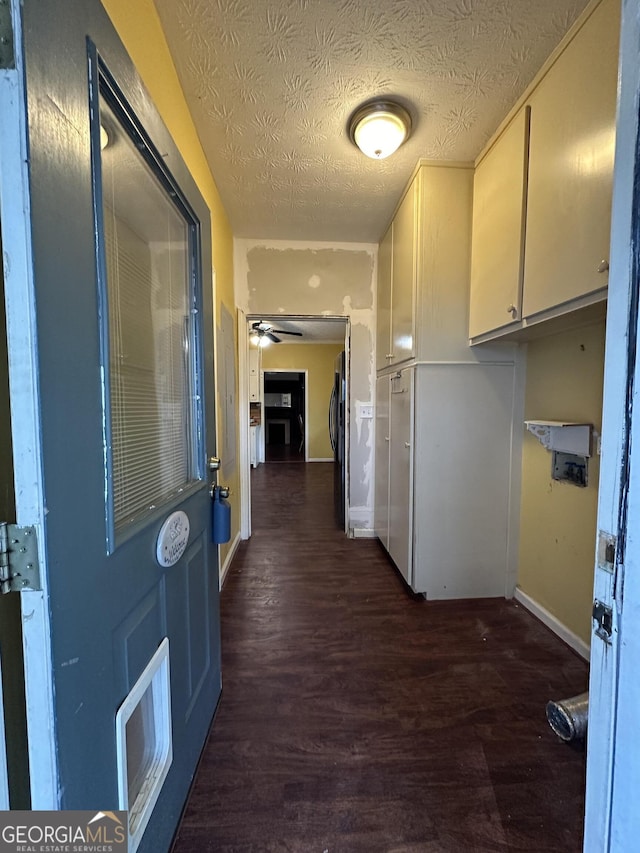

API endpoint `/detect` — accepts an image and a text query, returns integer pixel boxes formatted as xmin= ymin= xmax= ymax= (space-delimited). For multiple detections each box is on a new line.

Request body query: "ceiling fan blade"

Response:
xmin=266 ymin=332 xmax=281 ymax=343
xmin=272 ymin=329 xmax=303 ymax=336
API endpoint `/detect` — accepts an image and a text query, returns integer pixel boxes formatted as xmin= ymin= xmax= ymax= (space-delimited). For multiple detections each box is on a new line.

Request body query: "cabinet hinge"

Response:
xmin=0 ymin=523 xmax=40 ymax=594
xmin=0 ymin=0 xmax=15 ymax=70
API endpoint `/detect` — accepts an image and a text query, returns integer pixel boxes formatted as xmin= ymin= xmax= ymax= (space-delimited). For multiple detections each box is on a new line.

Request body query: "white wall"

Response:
xmin=235 ymin=238 xmax=377 ymax=530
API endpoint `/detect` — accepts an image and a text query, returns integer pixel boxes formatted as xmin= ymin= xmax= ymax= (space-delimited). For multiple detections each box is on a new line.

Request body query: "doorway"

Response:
xmin=240 ymin=316 xmax=349 ymax=539
xmin=263 ymin=371 xmax=306 ymax=462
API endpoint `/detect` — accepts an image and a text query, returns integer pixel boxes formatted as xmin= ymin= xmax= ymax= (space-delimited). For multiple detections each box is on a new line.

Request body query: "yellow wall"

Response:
xmin=100 ymin=0 xmax=239 ymax=568
xmin=517 ymin=321 xmax=606 ymax=644
xmin=261 ymin=344 xmax=343 ymax=460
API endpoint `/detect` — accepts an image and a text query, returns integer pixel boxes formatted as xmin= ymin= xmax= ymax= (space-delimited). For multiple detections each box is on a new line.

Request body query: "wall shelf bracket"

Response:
xmin=524 ymin=420 xmax=592 ymax=457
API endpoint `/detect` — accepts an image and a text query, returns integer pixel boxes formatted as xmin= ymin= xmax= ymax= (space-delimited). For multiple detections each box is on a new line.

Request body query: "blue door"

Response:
xmin=0 ymin=1 xmax=221 ymax=850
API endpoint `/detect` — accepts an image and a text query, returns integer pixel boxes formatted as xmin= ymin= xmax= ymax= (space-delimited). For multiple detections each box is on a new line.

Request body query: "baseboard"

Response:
xmin=307 ymin=457 xmax=334 ymax=462
xmin=350 ymin=527 xmax=376 ymax=539
xmin=219 ymin=531 xmax=241 ymax=590
xmin=513 ymin=587 xmax=590 ymax=660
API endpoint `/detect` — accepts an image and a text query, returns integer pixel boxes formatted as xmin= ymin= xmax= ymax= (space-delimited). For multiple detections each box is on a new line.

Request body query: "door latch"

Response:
xmin=592 ymin=599 xmax=613 ymax=643
xmin=597 ymin=530 xmax=616 ymax=573
xmin=0 ymin=523 xmax=40 ymax=594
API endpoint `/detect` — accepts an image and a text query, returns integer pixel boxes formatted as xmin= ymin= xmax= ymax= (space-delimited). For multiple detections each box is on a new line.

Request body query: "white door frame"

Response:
xmin=261 ymin=369 xmax=309 ymax=462
xmin=237 ymin=308 xmax=252 ymax=539
xmin=0 ymin=0 xmax=58 ymax=807
xmin=237 ymin=315 xmax=350 ymax=538
xmin=584 ymin=2 xmax=639 ymax=849
xmin=343 ymin=323 xmax=351 ymax=535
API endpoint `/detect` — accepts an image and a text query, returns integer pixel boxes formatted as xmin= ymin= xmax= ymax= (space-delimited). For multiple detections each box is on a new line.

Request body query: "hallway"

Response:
xmin=171 ymin=463 xmax=588 ymax=852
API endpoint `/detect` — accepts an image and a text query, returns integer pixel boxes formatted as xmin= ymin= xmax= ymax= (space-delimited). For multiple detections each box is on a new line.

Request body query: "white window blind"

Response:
xmin=100 ymin=99 xmax=196 ymax=532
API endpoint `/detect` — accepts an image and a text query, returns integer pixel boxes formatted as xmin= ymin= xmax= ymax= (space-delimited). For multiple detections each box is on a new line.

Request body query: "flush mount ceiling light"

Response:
xmin=348 ymin=100 xmax=412 ymax=160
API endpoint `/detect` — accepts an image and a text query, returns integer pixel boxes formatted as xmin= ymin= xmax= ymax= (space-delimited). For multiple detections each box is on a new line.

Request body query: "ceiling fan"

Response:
xmin=250 ymin=320 xmax=303 ymax=345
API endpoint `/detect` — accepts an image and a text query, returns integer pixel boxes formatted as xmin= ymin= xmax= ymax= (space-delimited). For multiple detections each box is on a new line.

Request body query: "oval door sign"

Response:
xmin=156 ymin=510 xmax=190 ymax=568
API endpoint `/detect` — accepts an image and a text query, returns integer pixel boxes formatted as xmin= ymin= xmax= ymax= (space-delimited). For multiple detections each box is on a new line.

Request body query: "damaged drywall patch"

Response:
xmin=245 ymin=247 xmax=374 ymax=315
xmin=348 ymin=319 xmax=375 ymax=515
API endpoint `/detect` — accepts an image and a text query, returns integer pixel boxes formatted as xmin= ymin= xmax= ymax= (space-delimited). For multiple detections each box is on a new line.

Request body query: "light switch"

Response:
xmin=357 ymin=402 xmax=373 ymax=419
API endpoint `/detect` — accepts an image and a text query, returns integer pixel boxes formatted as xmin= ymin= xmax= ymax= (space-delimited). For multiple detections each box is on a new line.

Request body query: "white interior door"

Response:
xmin=584 ymin=3 xmax=638 ymax=849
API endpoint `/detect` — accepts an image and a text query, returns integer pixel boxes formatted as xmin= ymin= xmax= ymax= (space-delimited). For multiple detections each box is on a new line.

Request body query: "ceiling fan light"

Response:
xmin=258 ymin=335 xmax=271 ymax=348
xmin=250 ymin=333 xmax=261 ymax=346
xmin=349 ymin=101 xmax=412 ymax=160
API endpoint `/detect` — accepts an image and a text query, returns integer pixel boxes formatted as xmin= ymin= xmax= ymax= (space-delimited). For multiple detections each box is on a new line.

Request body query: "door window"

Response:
xmin=93 ymin=72 xmax=203 ymax=547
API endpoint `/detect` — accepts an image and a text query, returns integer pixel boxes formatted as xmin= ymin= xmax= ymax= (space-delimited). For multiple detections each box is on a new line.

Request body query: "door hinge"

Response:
xmin=0 ymin=0 xmax=15 ymax=70
xmin=0 ymin=523 xmax=41 ymax=594
xmin=592 ymin=599 xmax=613 ymax=643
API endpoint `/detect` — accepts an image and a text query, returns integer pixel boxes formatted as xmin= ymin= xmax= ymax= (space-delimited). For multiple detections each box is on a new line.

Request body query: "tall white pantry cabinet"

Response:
xmin=375 ymin=163 xmax=523 ymax=599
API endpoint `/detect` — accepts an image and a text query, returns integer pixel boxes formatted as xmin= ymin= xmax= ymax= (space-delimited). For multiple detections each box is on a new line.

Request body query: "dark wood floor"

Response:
xmin=172 ymin=462 xmax=588 ymax=852
xmin=264 ymin=441 xmax=305 ymax=462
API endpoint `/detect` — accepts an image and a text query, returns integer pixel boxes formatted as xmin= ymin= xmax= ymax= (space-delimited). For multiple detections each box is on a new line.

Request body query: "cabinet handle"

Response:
xmin=385 ymin=436 xmax=390 ymax=442
xmin=597 ymin=259 xmax=609 ymax=274
xmin=507 ymin=304 xmax=518 ymax=318
xmin=386 ymin=353 xmax=394 ymax=359
xmin=404 ymin=441 xmax=411 ymax=449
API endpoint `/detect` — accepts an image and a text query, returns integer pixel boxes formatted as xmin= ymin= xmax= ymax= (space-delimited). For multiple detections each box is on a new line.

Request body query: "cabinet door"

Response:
xmin=388 ymin=369 xmax=413 ymax=585
xmin=391 ymin=179 xmax=416 ymax=364
xmin=376 ymin=224 xmax=393 ymax=371
xmin=523 ymin=0 xmax=619 ymax=318
xmin=249 ymin=348 xmax=260 ymax=401
xmin=374 ymin=376 xmax=390 ymax=547
xmin=469 ymin=107 xmax=530 ymax=338
xmin=412 ymin=364 xmax=515 ymax=599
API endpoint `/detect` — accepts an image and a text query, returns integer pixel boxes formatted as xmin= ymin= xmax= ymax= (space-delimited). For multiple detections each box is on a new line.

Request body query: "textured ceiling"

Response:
xmin=153 ymin=0 xmax=590 ymax=243
xmin=249 ymin=316 xmax=347 ymax=343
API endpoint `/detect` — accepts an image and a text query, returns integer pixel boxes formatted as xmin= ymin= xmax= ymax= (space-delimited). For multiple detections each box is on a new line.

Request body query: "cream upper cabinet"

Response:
xmin=379 ymin=163 xmax=478 ymax=361
xmin=376 ymin=223 xmax=393 ymax=372
xmin=469 ymin=107 xmax=530 ymax=339
xmin=391 ymin=178 xmax=417 ymax=364
xmin=522 ymin=0 xmax=619 ymax=319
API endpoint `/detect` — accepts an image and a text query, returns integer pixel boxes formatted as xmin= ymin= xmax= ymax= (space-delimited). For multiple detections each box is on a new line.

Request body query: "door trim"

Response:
xmin=238 ymin=315 xmax=350 ymax=536
xmin=236 ymin=308 xmax=251 ymax=540
xmin=0 ymin=0 xmax=58 ymax=807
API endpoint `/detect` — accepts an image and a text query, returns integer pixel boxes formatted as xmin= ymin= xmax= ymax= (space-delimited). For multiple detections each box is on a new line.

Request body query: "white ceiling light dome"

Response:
xmin=349 ymin=100 xmax=412 ymax=160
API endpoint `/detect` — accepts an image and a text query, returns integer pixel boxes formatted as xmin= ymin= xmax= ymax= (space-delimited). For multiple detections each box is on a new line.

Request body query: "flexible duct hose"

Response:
xmin=546 ymin=691 xmax=589 ymax=742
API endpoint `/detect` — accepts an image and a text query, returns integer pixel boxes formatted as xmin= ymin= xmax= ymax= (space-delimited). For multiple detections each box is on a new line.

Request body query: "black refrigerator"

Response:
xmin=329 ymin=351 xmax=346 ymax=530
